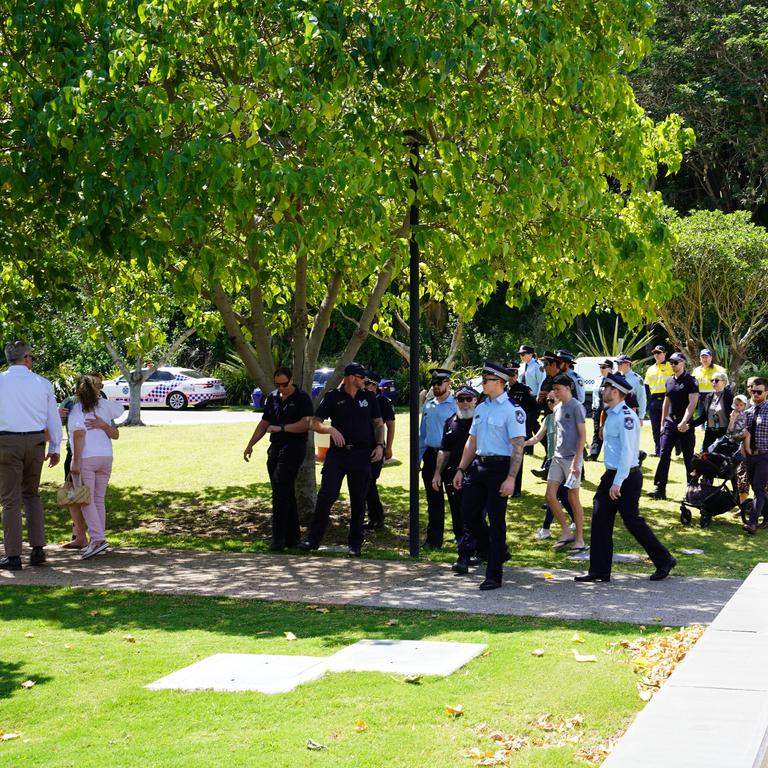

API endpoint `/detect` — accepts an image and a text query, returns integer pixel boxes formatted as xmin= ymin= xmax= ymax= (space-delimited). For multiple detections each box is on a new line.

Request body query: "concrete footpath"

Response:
xmin=0 ymin=546 xmax=742 ymax=626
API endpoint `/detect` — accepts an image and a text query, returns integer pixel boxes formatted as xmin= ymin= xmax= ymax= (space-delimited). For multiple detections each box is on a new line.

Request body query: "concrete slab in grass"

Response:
xmin=324 ymin=639 xmax=487 ymax=676
xmin=601 ymin=684 xmax=768 ymax=768
xmin=146 ymin=653 xmax=328 ymax=694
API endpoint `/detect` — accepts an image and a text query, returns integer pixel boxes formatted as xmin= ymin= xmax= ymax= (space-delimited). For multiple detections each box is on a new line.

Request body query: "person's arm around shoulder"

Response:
xmin=45 ymin=381 xmax=62 ymax=467
xmin=67 ymin=404 xmax=86 ymax=475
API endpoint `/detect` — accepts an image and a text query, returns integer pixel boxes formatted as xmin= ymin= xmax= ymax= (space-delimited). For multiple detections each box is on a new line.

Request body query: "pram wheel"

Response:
xmin=740 ymin=499 xmax=754 ymax=524
xmin=700 ymin=514 xmax=712 ymax=529
xmin=680 ymin=505 xmax=692 ymax=526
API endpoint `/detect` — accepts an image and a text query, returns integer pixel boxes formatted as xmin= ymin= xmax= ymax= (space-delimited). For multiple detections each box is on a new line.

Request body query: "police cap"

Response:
xmin=556 ymin=349 xmax=575 ymax=363
xmin=482 ymin=361 xmax=511 ymax=382
xmin=455 ymin=385 xmax=479 ymax=399
xmin=551 ymin=373 xmax=572 ymax=388
xmin=615 ymin=354 xmax=632 ymax=364
xmin=652 ymin=345 xmax=666 ymax=354
xmin=599 ymin=359 xmax=614 ymax=369
xmin=540 ymin=350 xmax=559 ymax=363
xmin=604 ymin=372 xmax=632 ymax=394
xmin=429 ymin=367 xmax=453 ymax=384
xmin=517 ymin=344 xmax=535 ymax=354
xmin=669 ymin=352 xmax=686 ymax=364
xmin=344 ymin=362 xmax=366 ymax=377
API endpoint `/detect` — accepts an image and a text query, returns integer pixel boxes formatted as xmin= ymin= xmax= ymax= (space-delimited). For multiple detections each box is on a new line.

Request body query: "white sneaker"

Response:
xmin=534 ymin=528 xmax=552 ymax=540
xmin=570 ymin=522 xmax=576 ymax=531
xmin=81 ymin=541 xmax=109 ymax=560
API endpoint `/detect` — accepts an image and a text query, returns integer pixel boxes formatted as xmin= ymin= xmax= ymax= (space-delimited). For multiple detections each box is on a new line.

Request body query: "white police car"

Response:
xmin=103 ymin=367 xmax=227 ymax=410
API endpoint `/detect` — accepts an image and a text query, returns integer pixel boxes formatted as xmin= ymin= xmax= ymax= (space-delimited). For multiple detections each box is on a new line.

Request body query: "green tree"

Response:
xmin=657 ymin=209 xmax=768 ymax=375
xmin=632 ymin=0 xmax=768 ymax=220
xmin=2 ymin=0 xmax=691 ymax=507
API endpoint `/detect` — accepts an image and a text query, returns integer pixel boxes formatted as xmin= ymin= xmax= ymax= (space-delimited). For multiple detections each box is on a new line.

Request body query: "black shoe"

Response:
xmin=531 ymin=468 xmax=548 ymax=479
xmin=347 ymin=547 xmax=361 ymax=557
xmin=0 ymin=556 xmax=22 ymax=571
xmin=29 ymin=546 xmax=46 ymax=566
xmin=298 ymin=540 xmax=318 ymax=552
xmin=638 ymin=450 xmax=647 ymax=467
xmin=479 ymin=579 xmax=501 ymax=591
xmin=574 ymin=573 xmax=610 ymax=583
xmin=452 ymin=558 xmax=469 ymax=575
xmin=650 ymin=557 xmax=677 ymax=581
xmin=647 ymin=487 xmax=666 ymax=500
xmin=743 ymin=523 xmax=757 ymax=535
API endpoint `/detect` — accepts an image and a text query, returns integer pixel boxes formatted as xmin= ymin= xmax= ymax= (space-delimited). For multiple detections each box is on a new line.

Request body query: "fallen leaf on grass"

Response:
xmin=99 ymin=591 xmax=109 ymax=596
xmin=64 ymin=644 xmax=73 ymax=650
xmin=384 ymin=619 xmax=399 ymax=626
xmin=0 ymin=732 xmax=21 ymax=741
xmin=306 ymin=739 xmax=326 ymax=751
xmin=20 ymin=680 xmax=35 ymax=689
xmin=570 ymin=633 xmax=585 ymax=644
xmin=90 ymin=610 xmax=100 ymax=617
xmin=284 ymin=631 xmax=297 ymax=641
xmin=24 ymin=632 xmax=34 ymax=638
xmin=564 ymin=714 xmax=585 ymax=730
xmin=122 ymin=635 xmax=136 ymax=643
xmin=531 ymin=648 xmax=545 ymax=657
xmin=542 ymin=571 xmax=555 ymax=580
xmin=354 ymin=719 xmax=368 ymax=732
xmin=572 ymin=650 xmax=597 ymax=663
xmin=530 ymin=713 xmax=556 ymax=731
xmin=404 ymin=674 xmax=422 ymax=684
xmin=445 ymin=704 xmax=464 ymax=717
xmin=639 ymin=689 xmax=653 ymax=702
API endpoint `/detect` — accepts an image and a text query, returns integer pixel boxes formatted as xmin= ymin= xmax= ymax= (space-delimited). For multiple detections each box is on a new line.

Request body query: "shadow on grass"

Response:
xmin=0 ymin=660 xmax=52 ymax=699
xmin=0 ymin=585 xmax=650 ymax=650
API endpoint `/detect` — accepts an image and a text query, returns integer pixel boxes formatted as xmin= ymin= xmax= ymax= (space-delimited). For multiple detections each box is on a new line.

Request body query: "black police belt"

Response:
xmin=650 ymin=393 xmax=666 ymax=400
xmin=475 ymin=455 xmax=510 ymax=463
xmin=605 ymin=465 xmax=641 ymax=475
xmin=331 ymin=443 xmax=372 ymax=451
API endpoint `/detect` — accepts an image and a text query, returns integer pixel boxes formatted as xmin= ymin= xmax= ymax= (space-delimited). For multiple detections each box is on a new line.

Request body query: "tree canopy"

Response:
xmin=1 ymin=0 xmax=692 ymax=396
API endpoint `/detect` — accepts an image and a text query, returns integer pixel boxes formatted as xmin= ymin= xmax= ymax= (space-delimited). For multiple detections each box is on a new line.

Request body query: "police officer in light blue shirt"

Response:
xmin=452 ymin=361 xmax=526 ymax=591
xmin=419 ymin=368 xmax=455 ymax=548
xmin=575 ymin=373 xmax=675 ymax=584
xmin=615 ymin=354 xmax=647 ymax=419
xmin=556 ymin=350 xmax=585 ymax=404
xmin=518 ymin=345 xmax=544 ymax=397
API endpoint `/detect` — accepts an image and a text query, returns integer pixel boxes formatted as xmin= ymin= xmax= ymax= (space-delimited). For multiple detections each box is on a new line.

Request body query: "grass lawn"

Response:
xmin=0 ymin=586 xmax=663 ymax=767
xmin=36 ymin=413 xmax=761 ymax=579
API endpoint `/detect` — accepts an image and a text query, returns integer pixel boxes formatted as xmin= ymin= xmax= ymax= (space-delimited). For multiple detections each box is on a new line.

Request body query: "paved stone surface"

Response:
xmin=146 ymin=653 xmax=328 ymax=694
xmin=0 ymin=546 xmax=741 ymax=626
xmin=324 ymin=639 xmax=487 ymax=676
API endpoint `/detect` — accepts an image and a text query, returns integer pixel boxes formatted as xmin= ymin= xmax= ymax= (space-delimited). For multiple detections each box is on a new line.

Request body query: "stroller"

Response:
xmin=680 ymin=435 xmax=752 ymax=528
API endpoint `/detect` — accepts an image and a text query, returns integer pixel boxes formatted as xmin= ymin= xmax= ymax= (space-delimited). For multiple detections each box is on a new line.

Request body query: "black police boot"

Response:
xmin=574 ymin=572 xmax=610 ymax=583
xmin=649 ymin=557 xmax=677 ymax=581
xmin=647 ymin=486 xmax=666 ymax=500
xmin=298 ymin=540 xmax=318 ymax=552
xmin=452 ymin=557 xmax=470 ymax=575
xmin=0 ymin=556 xmax=22 ymax=571
xmin=30 ymin=546 xmax=46 ymax=566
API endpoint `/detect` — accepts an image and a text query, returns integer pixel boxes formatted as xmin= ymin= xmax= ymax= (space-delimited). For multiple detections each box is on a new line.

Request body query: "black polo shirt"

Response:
xmin=508 ymin=382 xmax=537 ymax=415
xmin=315 ymin=387 xmax=382 ymax=447
xmin=262 ymin=387 xmax=314 ymax=445
xmin=665 ymin=373 xmax=699 ymax=421
xmin=439 ymin=413 xmax=472 ymax=471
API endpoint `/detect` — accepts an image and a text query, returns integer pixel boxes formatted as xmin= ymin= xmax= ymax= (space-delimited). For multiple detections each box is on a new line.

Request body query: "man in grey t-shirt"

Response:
xmin=548 ymin=374 xmax=586 ymax=551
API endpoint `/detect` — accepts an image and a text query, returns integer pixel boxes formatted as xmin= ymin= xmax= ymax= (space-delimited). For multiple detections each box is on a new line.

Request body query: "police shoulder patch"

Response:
xmin=515 ymin=410 xmax=525 ymax=424
xmin=624 ymin=417 xmax=634 ymax=430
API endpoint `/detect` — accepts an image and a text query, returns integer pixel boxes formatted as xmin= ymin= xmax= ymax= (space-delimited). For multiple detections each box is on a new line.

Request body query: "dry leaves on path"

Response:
xmin=611 ymin=624 xmax=705 ymax=702
xmin=446 ymin=704 xmax=464 ymax=718
xmin=306 ymin=739 xmax=326 ymax=751
xmin=572 ymin=649 xmax=597 ymax=663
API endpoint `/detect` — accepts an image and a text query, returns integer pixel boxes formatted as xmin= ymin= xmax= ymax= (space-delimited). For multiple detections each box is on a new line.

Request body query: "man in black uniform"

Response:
xmin=363 ymin=372 xmax=396 ymax=530
xmin=506 ymin=365 xmax=536 ymax=496
xmin=243 ymin=367 xmax=313 ymax=551
xmin=431 ymin=385 xmax=480 ymax=545
xmin=575 ymin=373 xmax=676 ymax=583
xmin=300 ymin=362 xmax=384 ymax=556
xmin=649 ymin=352 xmax=699 ymax=499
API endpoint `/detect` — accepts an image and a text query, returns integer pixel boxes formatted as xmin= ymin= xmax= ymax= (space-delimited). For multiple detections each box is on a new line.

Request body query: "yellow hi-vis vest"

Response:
xmin=644 ymin=362 xmax=674 ymax=395
xmin=692 ymin=363 xmax=727 ymax=395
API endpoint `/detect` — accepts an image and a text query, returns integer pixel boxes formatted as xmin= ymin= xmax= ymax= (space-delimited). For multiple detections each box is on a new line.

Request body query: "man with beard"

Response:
xmin=419 ymin=368 xmax=455 ymax=548
xmin=431 ymin=385 xmax=480 ymax=546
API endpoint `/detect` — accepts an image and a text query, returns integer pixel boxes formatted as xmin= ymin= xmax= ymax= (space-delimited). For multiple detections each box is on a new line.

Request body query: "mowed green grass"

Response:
xmin=36 ymin=412 xmax=760 ymax=579
xmin=0 ymin=586 xmax=660 ymax=768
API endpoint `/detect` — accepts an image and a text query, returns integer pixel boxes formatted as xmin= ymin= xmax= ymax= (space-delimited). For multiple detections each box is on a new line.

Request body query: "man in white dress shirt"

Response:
xmin=0 ymin=341 xmax=62 ymax=570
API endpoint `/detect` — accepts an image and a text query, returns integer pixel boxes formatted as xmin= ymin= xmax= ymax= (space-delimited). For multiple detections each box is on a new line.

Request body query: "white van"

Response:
xmin=575 ymin=356 xmax=614 ymax=410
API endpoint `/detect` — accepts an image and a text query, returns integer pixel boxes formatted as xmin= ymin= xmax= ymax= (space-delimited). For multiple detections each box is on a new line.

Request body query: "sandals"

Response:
xmin=552 ymin=537 xmax=575 ymax=550
xmin=62 ymin=539 xmax=88 ymax=549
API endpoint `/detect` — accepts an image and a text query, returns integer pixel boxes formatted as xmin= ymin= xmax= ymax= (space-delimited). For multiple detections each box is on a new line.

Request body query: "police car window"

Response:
xmin=148 ymin=370 xmax=174 ymax=381
xmin=314 ymin=370 xmax=333 ymax=385
xmin=180 ymin=369 xmax=205 ymax=379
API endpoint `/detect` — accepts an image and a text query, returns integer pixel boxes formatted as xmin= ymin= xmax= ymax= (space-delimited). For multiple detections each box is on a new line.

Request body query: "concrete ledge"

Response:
xmin=603 ymin=562 xmax=768 ymax=768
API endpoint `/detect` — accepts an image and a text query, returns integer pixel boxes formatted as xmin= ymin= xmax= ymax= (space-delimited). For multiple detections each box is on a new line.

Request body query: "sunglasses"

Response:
xmin=546 ymin=398 xmax=556 ymax=404
xmin=753 ymin=390 xmax=766 ymax=395
xmin=274 ymin=380 xmax=291 ymax=388
xmin=599 ymin=365 xmax=611 ymax=370
xmin=653 ymin=351 xmax=664 ymax=355
xmin=456 ymin=396 xmax=475 ymax=403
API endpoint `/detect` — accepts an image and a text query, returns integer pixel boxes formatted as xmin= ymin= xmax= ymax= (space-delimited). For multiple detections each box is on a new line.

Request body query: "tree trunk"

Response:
xmin=296 ymin=437 xmax=317 ymax=525
xmin=123 ymin=358 xmax=145 ymax=426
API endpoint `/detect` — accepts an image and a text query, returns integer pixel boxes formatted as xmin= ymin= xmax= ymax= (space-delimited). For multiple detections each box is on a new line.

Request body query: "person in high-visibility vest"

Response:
xmin=643 ymin=345 xmax=674 ymax=456
xmin=692 ymin=348 xmax=727 ymax=397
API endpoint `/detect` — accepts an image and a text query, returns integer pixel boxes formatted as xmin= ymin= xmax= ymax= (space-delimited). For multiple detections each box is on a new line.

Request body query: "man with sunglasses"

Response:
xmin=743 ymin=378 xmax=768 ymax=534
xmin=575 ymin=373 xmax=676 ymax=583
xmin=643 ymin=345 xmax=674 ymax=456
xmin=419 ymin=368 xmax=455 ymax=549
xmin=0 ymin=341 xmax=62 ymax=570
xmin=363 ymin=372 xmax=396 ymax=531
xmin=432 ymin=385 xmax=480 ymax=547
xmin=301 ymin=362 xmax=384 ymax=556
xmin=648 ymin=352 xmax=699 ymax=500
xmin=452 ymin=362 xmax=526 ymax=591
xmin=244 ymin=366 xmax=313 ymax=551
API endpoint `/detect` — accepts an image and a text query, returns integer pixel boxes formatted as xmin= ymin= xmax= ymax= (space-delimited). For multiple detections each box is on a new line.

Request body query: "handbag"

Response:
xmin=56 ymin=474 xmax=91 ymax=507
